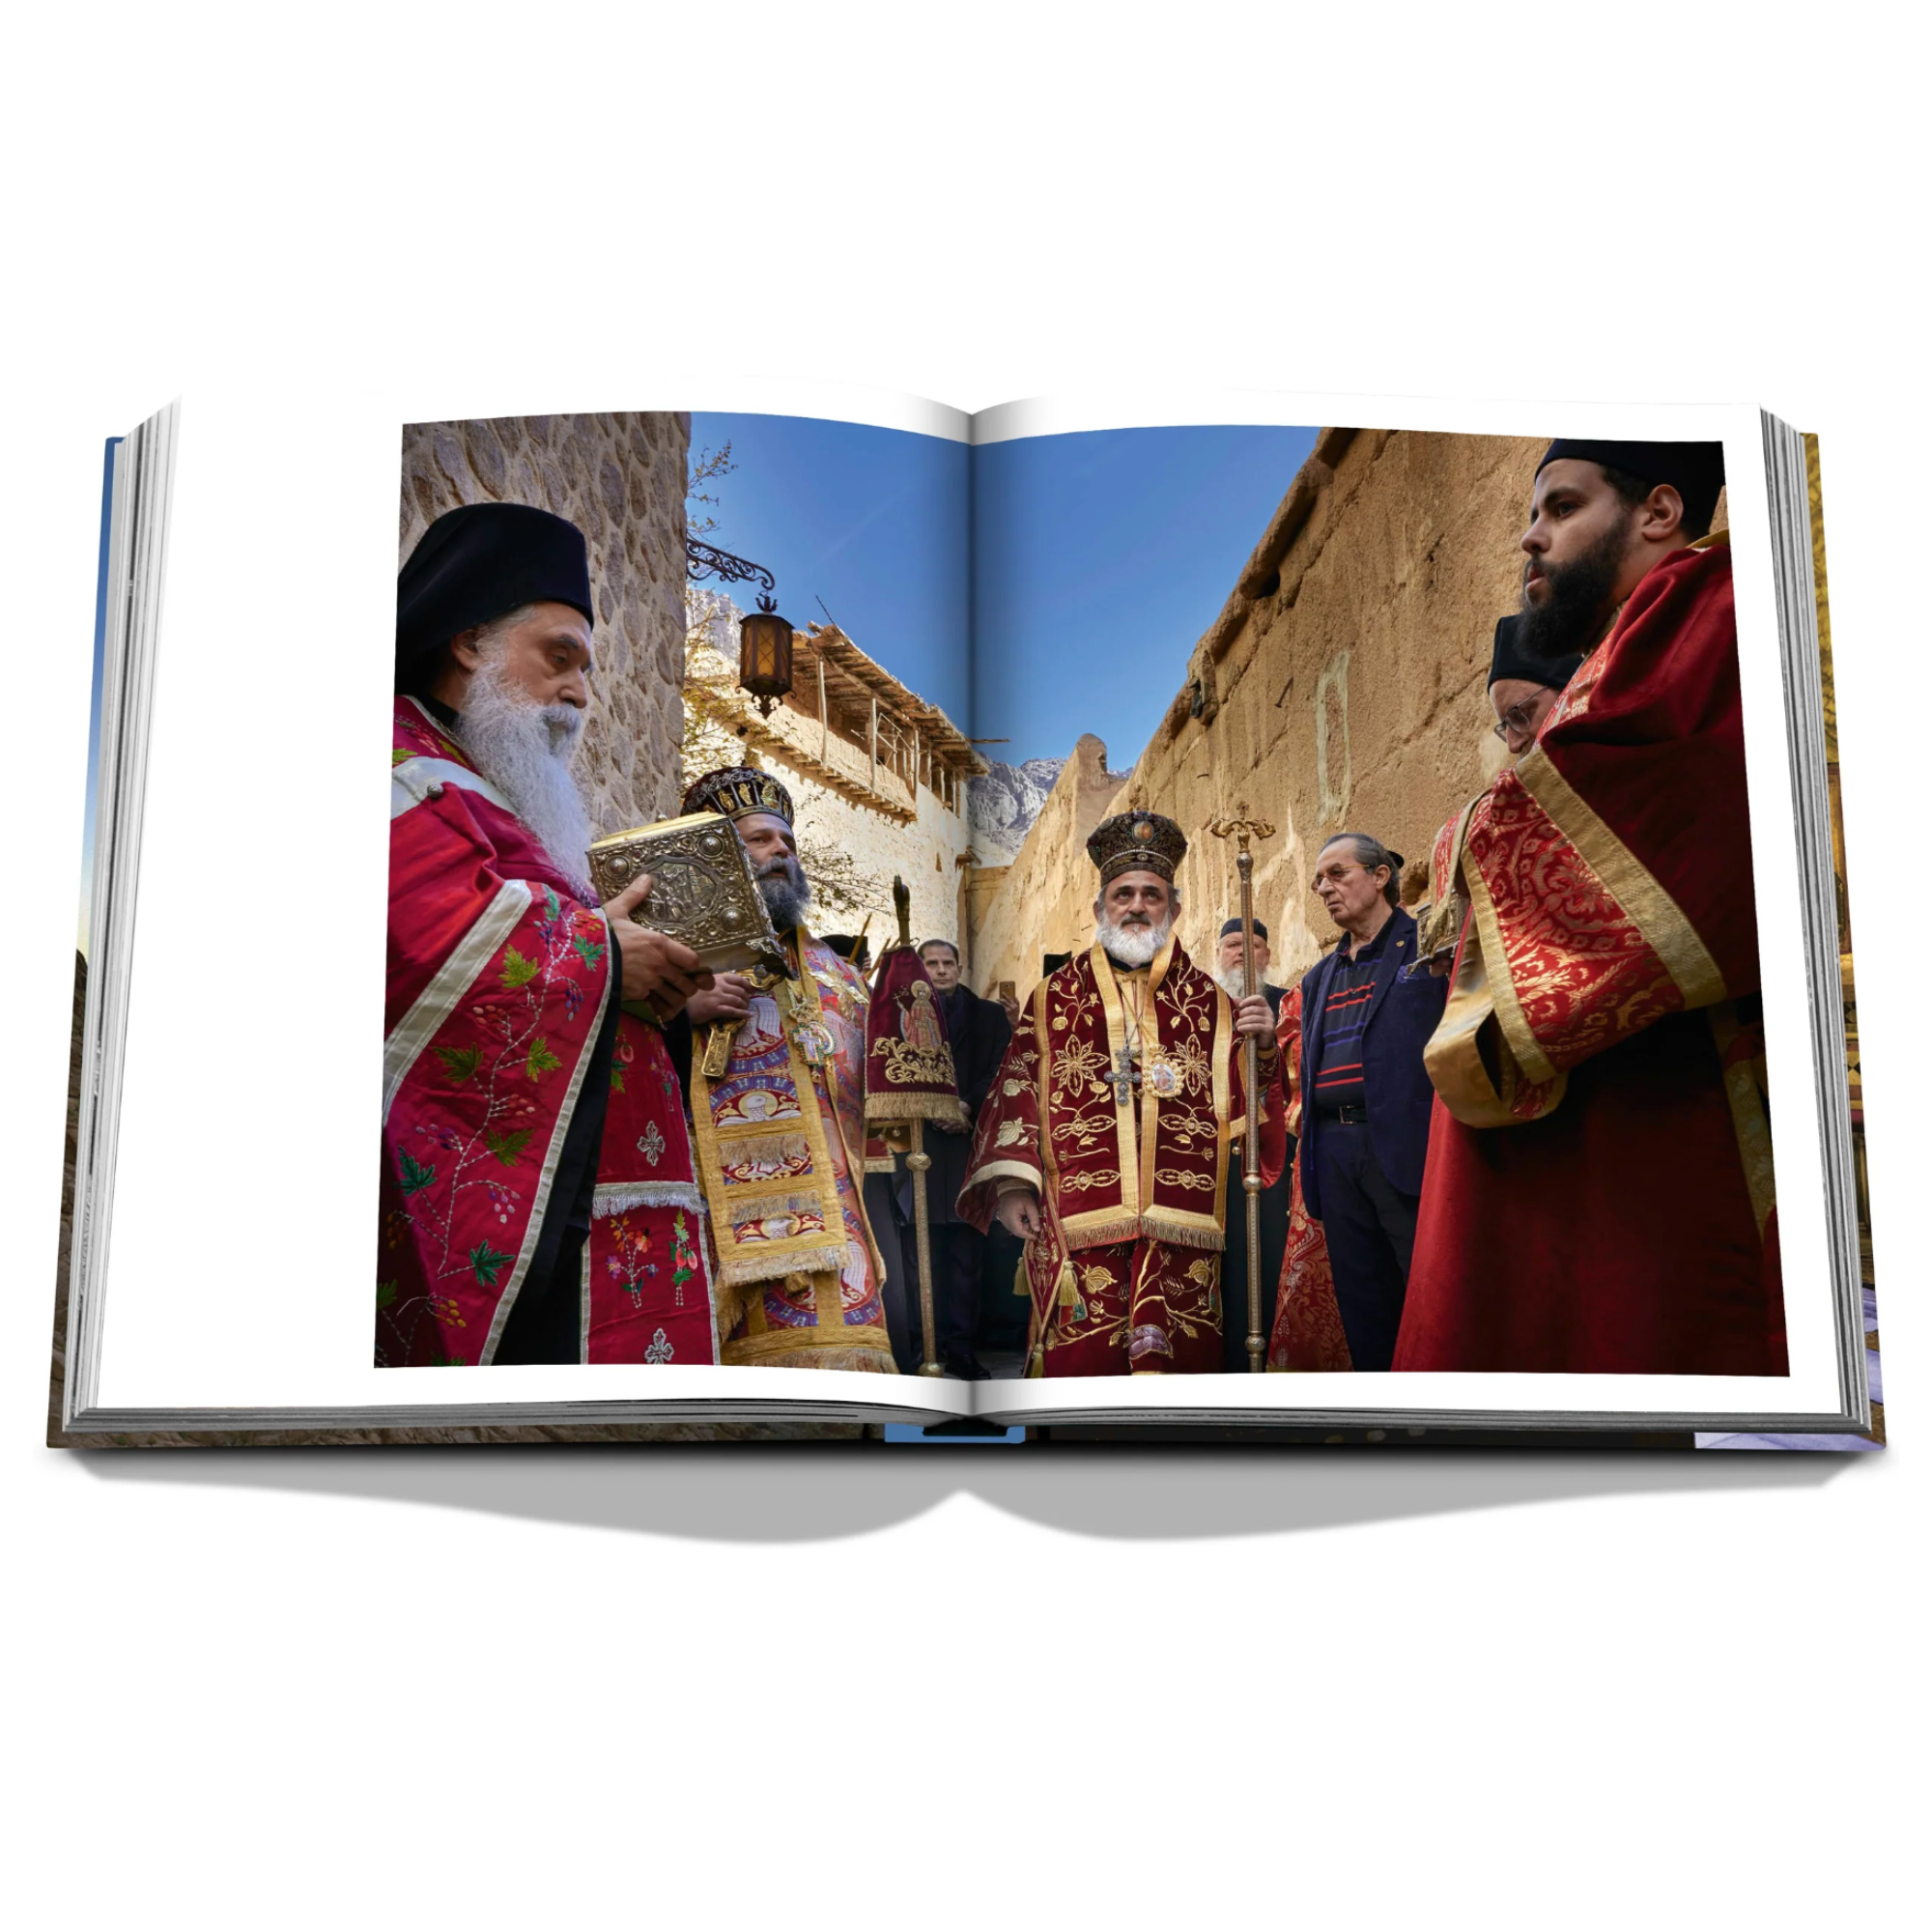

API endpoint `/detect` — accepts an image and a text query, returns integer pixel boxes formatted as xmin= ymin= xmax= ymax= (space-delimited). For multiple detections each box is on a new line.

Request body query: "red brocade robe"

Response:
xmin=378 ymin=696 xmax=715 ymax=1368
xmin=1266 ymin=982 xmax=1352 ymax=1373
xmin=1396 ymin=538 xmax=1786 ymax=1376
xmin=958 ymin=939 xmax=1285 ymax=1376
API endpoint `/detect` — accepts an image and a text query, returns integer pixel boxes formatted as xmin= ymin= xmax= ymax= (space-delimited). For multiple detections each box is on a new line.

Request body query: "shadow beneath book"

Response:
xmin=74 ymin=1436 xmax=1854 ymax=1544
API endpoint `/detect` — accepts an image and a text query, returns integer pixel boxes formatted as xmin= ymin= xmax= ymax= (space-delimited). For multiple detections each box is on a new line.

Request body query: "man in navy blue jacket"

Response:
xmin=1296 ymin=834 xmax=1448 ymax=1371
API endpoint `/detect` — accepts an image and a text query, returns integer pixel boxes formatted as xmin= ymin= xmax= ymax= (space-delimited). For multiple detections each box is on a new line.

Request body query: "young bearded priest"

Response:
xmin=381 ymin=503 xmax=717 ymax=1370
xmin=1399 ymin=440 xmax=1786 ymax=1376
xmin=958 ymin=811 xmax=1283 ymax=1376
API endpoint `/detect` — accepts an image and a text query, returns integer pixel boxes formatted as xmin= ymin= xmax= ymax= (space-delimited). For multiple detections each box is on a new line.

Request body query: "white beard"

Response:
xmin=456 ymin=652 xmax=595 ymax=898
xmin=1212 ymin=966 xmax=1250 ymax=999
xmin=1096 ymin=912 xmax=1172 ymax=968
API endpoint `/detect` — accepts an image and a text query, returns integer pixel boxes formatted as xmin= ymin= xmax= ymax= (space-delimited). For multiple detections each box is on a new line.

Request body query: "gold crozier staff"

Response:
xmin=1210 ymin=805 xmax=1276 ymax=1370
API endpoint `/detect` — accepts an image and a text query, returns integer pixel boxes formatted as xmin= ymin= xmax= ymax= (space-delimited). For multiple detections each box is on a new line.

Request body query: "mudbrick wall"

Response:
xmin=973 ymin=427 xmax=1730 ymax=988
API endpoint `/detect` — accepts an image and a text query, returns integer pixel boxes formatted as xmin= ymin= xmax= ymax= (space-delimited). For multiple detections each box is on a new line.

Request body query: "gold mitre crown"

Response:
xmin=681 ymin=765 xmax=795 ymax=827
xmin=1088 ymin=809 xmax=1187 ymax=885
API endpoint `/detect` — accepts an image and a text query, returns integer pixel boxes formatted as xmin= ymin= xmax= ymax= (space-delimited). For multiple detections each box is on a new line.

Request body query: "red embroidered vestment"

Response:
xmin=1398 ymin=540 xmax=1785 ymax=1375
xmin=959 ymin=938 xmax=1284 ymax=1376
xmin=378 ymin=697 xmax=715 ymax=1368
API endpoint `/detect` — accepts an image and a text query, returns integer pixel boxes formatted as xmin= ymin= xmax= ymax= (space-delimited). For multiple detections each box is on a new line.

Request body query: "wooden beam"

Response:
xmin=818 ymin=655 xmax=827 ymax=761
xmin=869 ymin=694 xmax=878 ymax=790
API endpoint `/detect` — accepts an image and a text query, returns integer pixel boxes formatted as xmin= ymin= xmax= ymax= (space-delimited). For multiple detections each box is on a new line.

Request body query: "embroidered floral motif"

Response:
xmin=670 ymin=1209 xmax=698 ymax=1307
xmin=601 ymin=1214 xmax=657 ymax=1309
xmin=382 ymin=697 xmax=639 ymax=1365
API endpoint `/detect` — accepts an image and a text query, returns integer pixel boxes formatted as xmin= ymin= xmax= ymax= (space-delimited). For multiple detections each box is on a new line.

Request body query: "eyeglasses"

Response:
xmin=1492 ymin=698 xmax=1544 ymax=743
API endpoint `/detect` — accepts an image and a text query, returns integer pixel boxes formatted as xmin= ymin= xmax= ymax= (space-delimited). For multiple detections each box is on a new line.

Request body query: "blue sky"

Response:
xmin=688 ymin=412 xmax=1317 ymax=770
xmin=972 ymin=425 xmax=1317 ymax=767
xmin=689 ymin=412 xmax=970 ymax=724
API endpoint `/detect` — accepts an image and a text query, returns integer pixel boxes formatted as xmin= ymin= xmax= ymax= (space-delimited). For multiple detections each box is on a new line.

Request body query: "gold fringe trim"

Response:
xmin=722 ymin=1333 xmax=898 ymax=1374
xmin=1060 ymin=1208 xmax=1142 ymax=1250
xmin=715 ymin=1242 xmax=850 ymax=1291
xmin=865 ymin=1094 xmax=970 ymax=1126
xmin=711 ymin=1276 xmax=758 ymax=1352
xmin=1140 ymin=1209 xmax=1228 ymax=1252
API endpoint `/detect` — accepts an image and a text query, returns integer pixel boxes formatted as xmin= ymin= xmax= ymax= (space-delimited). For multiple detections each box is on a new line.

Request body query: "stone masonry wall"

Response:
xmin=398 ymin=412 xmax=691 ymax=837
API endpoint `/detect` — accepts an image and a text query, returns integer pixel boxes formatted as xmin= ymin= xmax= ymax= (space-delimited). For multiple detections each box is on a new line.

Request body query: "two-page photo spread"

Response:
xmin=57 ymin=388 xmax=1878 ymax=1444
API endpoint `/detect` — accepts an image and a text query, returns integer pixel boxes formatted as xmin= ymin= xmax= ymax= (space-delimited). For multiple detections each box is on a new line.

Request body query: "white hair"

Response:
xmin=1095 ymin=909 xmax=1174 ymax=968
xmin=454 ymin=629 xmax=594 ymax=898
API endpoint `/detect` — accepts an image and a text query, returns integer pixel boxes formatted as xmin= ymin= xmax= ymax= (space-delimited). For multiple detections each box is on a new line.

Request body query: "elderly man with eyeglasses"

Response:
xmin=1293 ymin=834 xmax=1449 ymax=1372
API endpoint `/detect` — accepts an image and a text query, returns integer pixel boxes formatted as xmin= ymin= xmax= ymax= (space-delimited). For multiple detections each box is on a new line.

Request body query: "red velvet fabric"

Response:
xmin=1396 ymin=545 xmax=1787 ymax=1376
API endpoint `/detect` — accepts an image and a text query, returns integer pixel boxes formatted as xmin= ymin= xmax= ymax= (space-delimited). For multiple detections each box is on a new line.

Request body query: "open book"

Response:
xmin=53 ymin=386 xmax=1879 ymax=1447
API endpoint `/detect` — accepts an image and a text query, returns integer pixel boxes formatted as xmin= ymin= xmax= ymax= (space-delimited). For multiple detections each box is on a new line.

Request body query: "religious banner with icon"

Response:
xmin=864 ymin=945 xmax=967 ymax=1125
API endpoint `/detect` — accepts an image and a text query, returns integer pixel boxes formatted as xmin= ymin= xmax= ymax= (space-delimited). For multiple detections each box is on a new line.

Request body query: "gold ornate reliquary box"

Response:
xmin=585 ymin=811 xmax=786 ymax=977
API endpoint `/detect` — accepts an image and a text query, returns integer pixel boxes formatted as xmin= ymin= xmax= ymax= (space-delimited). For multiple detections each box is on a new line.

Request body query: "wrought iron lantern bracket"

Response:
xmin=686 ymin=535 xmax=776 ymax=593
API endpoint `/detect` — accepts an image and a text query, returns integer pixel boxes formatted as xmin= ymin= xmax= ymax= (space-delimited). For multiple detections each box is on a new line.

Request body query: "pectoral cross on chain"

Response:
xmin=1099 ymin=1044 xmax=1139 ymax=1105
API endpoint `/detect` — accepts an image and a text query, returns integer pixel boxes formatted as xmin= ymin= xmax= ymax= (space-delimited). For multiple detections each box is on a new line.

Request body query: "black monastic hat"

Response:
xmin=396 ymin=502 xmax=593 ymax=688
xmin=1488 ymin=614 xmax=1583 ymax=693
xmin=1218 ymin=917 xmax=1269 ymax=943
xmin=1537 ymin=438 xmax=1726 ymax=534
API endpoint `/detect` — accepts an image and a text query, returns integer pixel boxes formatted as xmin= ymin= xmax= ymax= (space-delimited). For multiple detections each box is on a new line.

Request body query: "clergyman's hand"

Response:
xmin=684 ymin=973 xmax=754 ymax=1028
xmin=602 ymin=872 xmax=712 ymax=1018
xmin=1233 ymin=994 xmax=1276 ymax=1041
xmin=995 ymin=1189 xmax=1042 ymax=1240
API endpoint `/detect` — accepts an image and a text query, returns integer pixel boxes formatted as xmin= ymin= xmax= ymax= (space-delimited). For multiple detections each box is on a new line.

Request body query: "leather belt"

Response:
xmin=1333 ymin=1102 xmax=1369 ymax=1124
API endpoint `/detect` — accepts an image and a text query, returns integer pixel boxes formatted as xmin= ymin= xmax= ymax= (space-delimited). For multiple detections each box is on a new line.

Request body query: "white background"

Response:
xmin=3 ymin=4 xmax=1923 ymax=1926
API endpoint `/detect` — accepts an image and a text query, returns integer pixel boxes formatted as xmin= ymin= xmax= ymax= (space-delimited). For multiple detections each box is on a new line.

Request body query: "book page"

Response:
xmin=88 ymin=382 xmax=979 ymax=1425
xmin=953 ymin=391 xmax=1847 ymax=1429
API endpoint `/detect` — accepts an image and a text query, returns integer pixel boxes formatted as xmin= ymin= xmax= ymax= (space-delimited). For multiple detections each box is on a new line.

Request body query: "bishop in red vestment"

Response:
xmin=958 ymin=810 xmax=1284 ymax=1376
xmin=1398 ymin=440 xmax=1786 ymax=1376
xmin=379 ymin=503 xmax=716 ymax=1369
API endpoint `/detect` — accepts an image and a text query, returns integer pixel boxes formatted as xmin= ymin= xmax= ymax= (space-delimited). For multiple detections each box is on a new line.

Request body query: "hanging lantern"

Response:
xmin=737 ymin=594 xmax=794 ymax=718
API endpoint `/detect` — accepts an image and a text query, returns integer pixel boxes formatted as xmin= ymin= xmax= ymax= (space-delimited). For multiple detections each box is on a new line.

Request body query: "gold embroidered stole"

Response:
xmin=1037 ymin=941 xmax=1233 ymax=1252
xmin=688 ymin=928 xmax=856 ymax=1321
